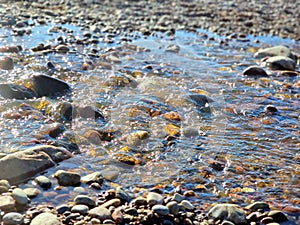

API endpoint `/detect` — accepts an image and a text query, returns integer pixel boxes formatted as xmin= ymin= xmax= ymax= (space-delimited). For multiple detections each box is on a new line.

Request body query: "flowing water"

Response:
xmin=0 ymin=24 xmax=299 ymax=210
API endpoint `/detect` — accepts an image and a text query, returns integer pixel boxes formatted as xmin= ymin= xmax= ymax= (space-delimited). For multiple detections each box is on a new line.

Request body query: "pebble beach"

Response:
xmin=0 ymin=0 xmax=300 ymax=225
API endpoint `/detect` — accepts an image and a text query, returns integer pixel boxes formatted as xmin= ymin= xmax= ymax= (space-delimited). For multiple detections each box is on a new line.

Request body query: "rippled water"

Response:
xmin=0 ymin=24 xmax=299 ymax=210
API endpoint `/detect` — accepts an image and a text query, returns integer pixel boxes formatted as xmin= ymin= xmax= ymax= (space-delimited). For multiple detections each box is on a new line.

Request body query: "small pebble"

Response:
xmin=2 ymin=212 xmax=24 ymax=225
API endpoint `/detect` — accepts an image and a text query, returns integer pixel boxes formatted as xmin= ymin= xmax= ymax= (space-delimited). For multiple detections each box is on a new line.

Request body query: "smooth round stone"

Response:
xmin=3 ymin=212 xmax=24 ymax=225
xmin=180 ymin=200 xmax=194 ymax=210
xmin=221 ymin=220 xmax=235 ymax=225
xmin=152 ymin=204 xmax=169 ymax=216
xmin=242 ymin=66 xmax=268 ymax=77
xmin=0 ymin=56 xmax=14 ymax=70
xmin=73 ymin=187 xmax=87 ymax=194
xmin=23 ymin=188 xmax=41 ymax=199
xmin=116 ymin=187 xmax=131 ymax=203
xmin=132 ymin=197 xmax=147 ymax=206
xmin=207 ymin=204 xmax=247 ymax=225
xmin=172 ymin=193 xmax=184 ymax=203
xmin=56 ymin=204 xmax=70 ymax=214
xmin=81 ymin=172 xmax=104 ymax=185
xmin=30 ymin=212 xmax=60 ymax=225
xmin=245 ymin=202 xmax=270 ymax=212
xmin=12 ymin=188 xmax=28 ymax=206
xmin=74 ymin=195 xmax=96 ymax=207
xmin=100 ymin=198 xmax=121 ymax=209
xmin=54 ymin=170 xmax=81 ymax=186
xmin=268 ymin=210 xmax=288 ymax=222
xmin=88 ymin=206 xmax=112 ymax=220
xmin=265 ymin=56 xmax=296 ymax=71
xmin=254 ymin=45 xmax=296 ymax=61
xmin=34 ymin=175 xmax=52 ymax=189
xmin=103 ymin=219 xmax=115 ymax=224
xmin=0 ymin=179 xmax=11 ymax=194
xmin=147 ymin=192 xmax=163 ymax=206
xmin=0 ymin=195 xmax=16 ymax=211
xmin=167 ymin=201 xmax=179 ymax=215
xmin=71 ymin=204 xmax=89 ymax=214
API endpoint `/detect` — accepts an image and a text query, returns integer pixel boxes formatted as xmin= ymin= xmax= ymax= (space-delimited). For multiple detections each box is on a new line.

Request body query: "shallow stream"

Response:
xmin=0 ymin=24 xmax=299 ymax=211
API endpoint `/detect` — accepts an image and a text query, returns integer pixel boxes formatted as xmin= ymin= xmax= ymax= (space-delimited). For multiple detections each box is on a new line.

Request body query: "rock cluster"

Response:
xmin=0 ymin=174 xmax=294 ymax=225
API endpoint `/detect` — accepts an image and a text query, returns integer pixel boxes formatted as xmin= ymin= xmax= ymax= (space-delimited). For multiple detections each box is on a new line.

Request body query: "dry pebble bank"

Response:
xmin=0 ymin=0 xmax=300 ymax=225
xmin=0 ymin=0 xmax=299 ymax=41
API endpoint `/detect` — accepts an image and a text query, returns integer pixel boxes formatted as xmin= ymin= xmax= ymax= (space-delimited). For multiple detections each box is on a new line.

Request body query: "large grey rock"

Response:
xmin=0 ymin=145 xmax=72 ymax=184
xmin=207 ymin=203 xmax=247 ymax=225
xmin=31 ymin=74 xmax=71 ymax=98
xmin=254 ymin=45 xmax=297 ymax=61
xmin=265 ymin=56 xmax=296 ymax=71
xmin=0 ymin=83 xmax=36 ymax=99
xmin=30 ymin=212 xmax=61 ymax=225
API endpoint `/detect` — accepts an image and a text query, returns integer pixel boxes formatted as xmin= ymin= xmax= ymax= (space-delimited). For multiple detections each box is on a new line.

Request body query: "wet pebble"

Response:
xmin=265 ymin=56 xmax=296 ymax=71
xmin=54 ymin=170 xmax=81 ymax=186
xmin=56 ymin=204 xmax=70 ymax=214
xmin=147 ymin=192 xmax=164 ymax=206
xmin=34 ymin=175 xmax=52 ymax=189
xmin=254 ymin=45 xmax=296 ymax=61
xmin=2 ymin=212 xmax=24 ymax=225
xmin=71 ymin=204 xmax=89 ymax=214
xmin=245 ymin=201 xmax=270 ymax=212
xmin=30 ymin=212 xmax=61 ymax=225
xmin=0 ymin=179 xmax=11 ymax=194
xmin=167 ymin=201 xmax=179 ymax=215
xmin=242 ymin=66 xmax=268 ymax=77
xmin=180 ymin=200 xmax=194 ymax=210
xmin=81 ymin=172 xmax=104 ymax=185
xmin=88 ymin=206 xmax=112 ymax=220
xmin=74 ymin=195 xmax=96 ymax=207
xmin=0 ymin=195 xmax=16 ymax=212
xmin=152 ymin=204 xmax=169 ymax=216
xmin=23 ymin=188 xmax=41 ymax=199
xmin=268 ymin=210 xmax=289 ymax=222
xmin=12 ymin=188 xmax=29 ymax=206
xmin=207 ymin=203 xmax=247 ymax=224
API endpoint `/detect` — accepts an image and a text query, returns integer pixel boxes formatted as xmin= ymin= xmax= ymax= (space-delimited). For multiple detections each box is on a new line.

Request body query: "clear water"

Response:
xmin=0 ymin=24 xmax=299 ymax=211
